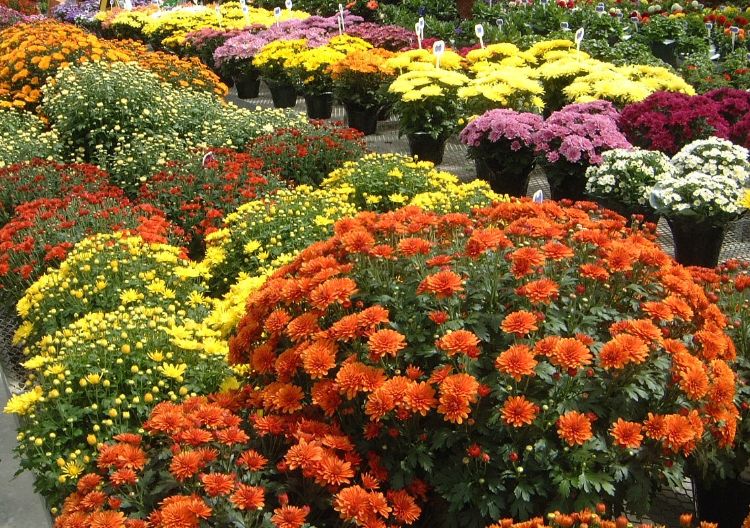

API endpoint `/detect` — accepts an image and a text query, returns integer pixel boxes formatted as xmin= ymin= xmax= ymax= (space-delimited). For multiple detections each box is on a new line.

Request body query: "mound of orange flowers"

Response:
xmin=0 ymin=20 xmax=132 ymax=109
xmin=0 ymin=21 xmax=227 ymax=109
xmin=227 ymin=200 xmax=737 ymax=522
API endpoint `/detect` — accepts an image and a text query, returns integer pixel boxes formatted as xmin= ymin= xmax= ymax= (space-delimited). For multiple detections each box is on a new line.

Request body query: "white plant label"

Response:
xmin=337 ymin=12 xmax=344 ymax=35
xmin=705 ymin=21 xmax=713 ymax=36
xmin=418 ymin=16 xmax=425 ymax=33
xmin=433 ymin=40 xmax=445 ymax=69
xmin=532 ymin=190 xmax=544 ymax=203
xmin=475 ymin=24 xmax=484 ymax=48
xmin=285 ymin=0 xmax=292 ymax=9
xmin=574 ymin=27 xmax=584 ymax=45
xmin=338 ymin=3 xmax=344 ymax=15
xmin=415 ymin=22 xmax=422 ymax=49
xmin=496 ymin=18 xmax=504 ymax=30
xmin=123 ymin=0 xmax=132 ymax=10
xmin=202 ymin=152 xmax=215 ymax=167
xmin=596 ymin=2 xmax=605 ymax=13
xmin=560 ymin=21 xmax=569 ymax=30
xmin=731 ymin=25 xmax=739 ymax=50
xmin=274 ymin=6 xmax=281 ymax=24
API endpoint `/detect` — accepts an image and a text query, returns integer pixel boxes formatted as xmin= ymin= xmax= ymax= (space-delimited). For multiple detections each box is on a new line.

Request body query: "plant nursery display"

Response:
xmin=5 ymin=2 xmax=750 ymax=526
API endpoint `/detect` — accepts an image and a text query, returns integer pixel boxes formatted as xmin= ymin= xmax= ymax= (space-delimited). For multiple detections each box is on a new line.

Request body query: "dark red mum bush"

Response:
xmin=0 ymin=190 xmax=183 ymax=304
xmin=246 ymin=121 xmax=367 ymax=186
xmin=0 ymin=159 xmax=110 ymax=226
xmin=137 ymin=149 xmax=286 ymax=251
xmin=620 ymin=91 xmax=731 ymax=155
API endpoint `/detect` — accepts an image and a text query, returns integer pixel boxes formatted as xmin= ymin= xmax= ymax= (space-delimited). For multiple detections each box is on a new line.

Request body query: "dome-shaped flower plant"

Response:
xmin=228 ymin=201 xmax=738 ymax=525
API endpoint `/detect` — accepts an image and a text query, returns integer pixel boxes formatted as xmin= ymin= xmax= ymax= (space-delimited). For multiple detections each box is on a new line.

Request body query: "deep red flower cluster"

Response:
xmin=246 ymin=121 xmax=367 ymax=186
xmin=137 ymin=149 xmax=285 ymax=251
xmin=620 ymin=91 xmax=732 ymax=155
xmin=0 ymin=159 xmax=110 ymax=226
xmin=0 ymin=190 xmax=183 ymax=304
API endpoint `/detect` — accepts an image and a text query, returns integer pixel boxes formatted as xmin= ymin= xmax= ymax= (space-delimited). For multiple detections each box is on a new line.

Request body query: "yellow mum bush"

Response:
xmin=202 ymin=185 xmax=357 ymax=296
xmin=459 ymin=64 xmax=545 ymax=114
xmin=383 ymin=47 xmax=465 ymax=73
xmin=409 ymin=178 xmax=509 ymax=213
xmin=322 ymin=152 xmax=465 ymax=212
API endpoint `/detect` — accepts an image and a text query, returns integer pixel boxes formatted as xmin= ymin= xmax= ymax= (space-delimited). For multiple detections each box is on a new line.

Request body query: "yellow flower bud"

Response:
xmin=86 ymin=434 xmax=97 ymax=446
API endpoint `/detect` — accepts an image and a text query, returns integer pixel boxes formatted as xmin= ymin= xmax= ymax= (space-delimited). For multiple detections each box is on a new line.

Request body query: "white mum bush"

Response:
xmin=650 ymin=137 xmax=750 ymax=221
xmin=585 ymin=148 xmax=672 ymax=207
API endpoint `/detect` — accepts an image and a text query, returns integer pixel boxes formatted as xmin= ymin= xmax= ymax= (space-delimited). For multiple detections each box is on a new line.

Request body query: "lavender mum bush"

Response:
xmin=345 ymin=22 xmax=414 ymax=51
xmin=459 ymin=109 xmax=543 ymax=169
xmin=533 ymin=101 xmax=632 ymax=200
xmin=50 ymin=0 xmax=99 ymax=23
xmin=0 ymin=4 xmax=28 ymax=28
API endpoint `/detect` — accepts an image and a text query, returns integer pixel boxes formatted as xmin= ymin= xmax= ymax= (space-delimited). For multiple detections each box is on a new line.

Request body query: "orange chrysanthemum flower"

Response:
xmin=271 ymin=384 xmax=305 ymax=414
xmin=286 ymin=313 xmax=322 ymax=342
xmin=200 ymin=472 xmax=236 ymax=497
xmin=550 ymin=338 xmax=592 ymax=371
xmin=579 ymin=263 xmax=610 ymax=281
xmin=301 ymin=339 xmax=338 ymax=379
xmin=89 ymin=510 xmax=127 ymax=528
xmin=169 ymin=450 xmax=204 ymax=482
xmin=238 ymin=449 xmax=268 ymax=471
xmin=398 ymin=237 xmax=433 ymax=256
xmin=500 ymin=310 xmax=538 ymax=336
xmin=271 ymin=505 xmax=310 ymax=528
xmin=610 ymin=418 xmax=643 ymax=448
xmin=417 ymin=269 xmax=464 ymax=299
xmin=541 ymin=241 xmax=574 ymax=260
xmin=495 ymin=344 xmax=538 ymax=381
xmin=509 ymin=247 xmax=546 ymax=277
xmin=599 ymin=334 xmax=648 ymax=369
xmin=309 ymin=277 xmax=358 ymax=310
xmin=557 ymin=411 xmax=593 ymax=446
xmin=436 ymin=329 xmax=480 ymax=358
xmin=230 ymin=484 xmax=265 ymax=511
xmin=679 ymin=364 xmax=709 ymax=400
xmin=316 ymin=453 xmax=355 ymax=486
xmin=404 ymin=381 xmax=437 ymax=416
xmin=501 ymin=396 xmax=539 ymax=427
xmin=368 ymin=329 xmax=407 ymax=360
xmin=285 ymin=439 xmax=324 ymax=471
xmin=388 ymin=489 xmax=422 ymax=524
xmin=516 ymin=278 xmax=560 ymax=304
xmin=335 ymin=362 xmax=386 ymax=399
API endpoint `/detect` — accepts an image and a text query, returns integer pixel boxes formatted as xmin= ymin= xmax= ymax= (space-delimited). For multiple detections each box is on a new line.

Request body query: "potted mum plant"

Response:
xmin=253 ymin=39 xmax=308 ymax=108
xmin=388 ymin=67 xmax=470 ymax=164
xmin=533 ymin=101 xmax=632 ymax=201
xmin=584 ymin=148 xmax=672 ymax=224
xmin=329 ymin=48 xmax=396 ymax=135
xmin=286 ymin=35 xmax=372 ymax=120
xmin=649 ymin=136 xmax=750 ymax=267
xmin=459 ymin=109 xmax=544 ymax=197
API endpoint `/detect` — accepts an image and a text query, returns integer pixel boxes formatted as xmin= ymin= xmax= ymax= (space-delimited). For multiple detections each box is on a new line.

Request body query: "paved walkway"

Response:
xmin=0 ymin=367 xmax=52 ymax=528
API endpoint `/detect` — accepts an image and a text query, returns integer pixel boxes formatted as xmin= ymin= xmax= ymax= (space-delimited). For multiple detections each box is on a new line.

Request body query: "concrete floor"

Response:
xmin=0 ymin=368 xmax=52 ymax=528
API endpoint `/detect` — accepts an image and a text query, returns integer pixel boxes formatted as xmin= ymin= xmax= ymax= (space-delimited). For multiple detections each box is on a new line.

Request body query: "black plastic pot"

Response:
xmin=344 ymin=103 xmax=379 ymax=135
xmin=408 ymin=132 xmax=447 ymax=165
xmin=666 ymin=216 xmax=727 ymax=268
xmin=693 ymin=475 xmax=750 ymax=527
xmin=266 ymin=80 xmax=298 ymax=108
xmin=304 ymin=92 xmax=334 ymax=119
xmin=234 ymin=72 xmax=261 ymax=99
xmin=474 ymin=157 xmax=534 ymax=197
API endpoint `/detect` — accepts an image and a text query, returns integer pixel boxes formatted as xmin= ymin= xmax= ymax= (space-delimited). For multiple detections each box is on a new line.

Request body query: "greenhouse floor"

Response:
xmin=4 ymin=82 xmax=750 ymax=526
